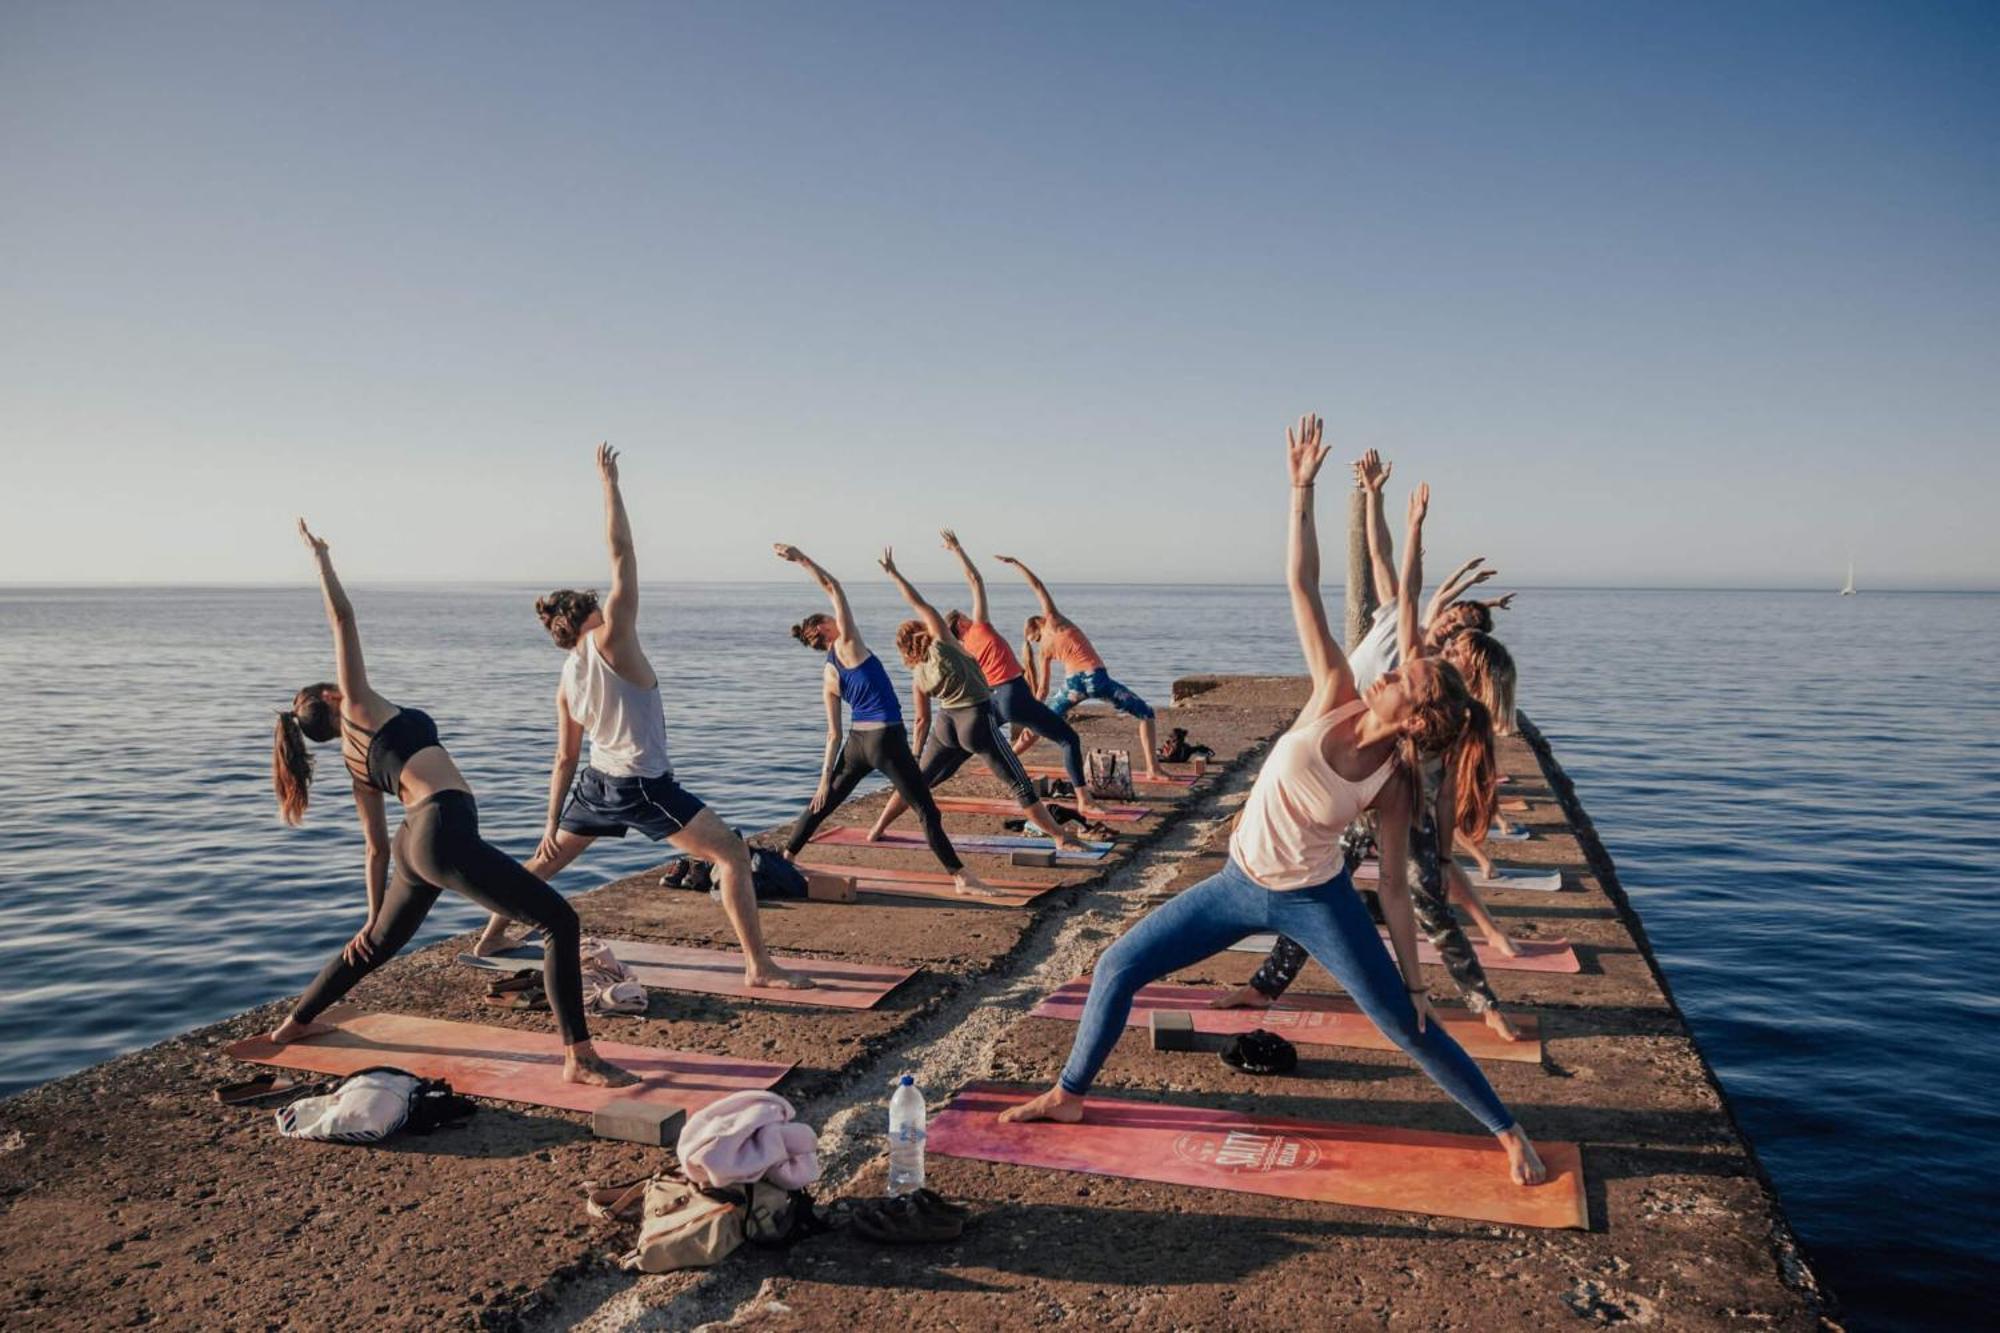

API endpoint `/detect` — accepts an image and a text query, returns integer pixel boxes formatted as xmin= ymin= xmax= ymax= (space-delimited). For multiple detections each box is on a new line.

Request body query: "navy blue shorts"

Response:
xmin=558 ymin=766 xmax=707 ymax=841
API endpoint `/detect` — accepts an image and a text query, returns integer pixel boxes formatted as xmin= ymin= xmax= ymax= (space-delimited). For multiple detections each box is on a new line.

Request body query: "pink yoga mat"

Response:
xmin=1029 ymin=980 xmax=1543 ymax=1064
xmin=462 ymin=939 xmax=916 ymax=1009
xmin=794 ymin=861 xmax=1065 ymax=909
xmin=932 ymin=796 xmax=1150 ymax=822
xmin=810 ymin=826 xmax=1111 ymax=860
xmin=1229 ymin=933 xmax=1581 ymax=975
xmin=928 ymin=1083 xmax=1587 ymax=1230
xmin=225 ymin=1008 xmax=792 ymax=1118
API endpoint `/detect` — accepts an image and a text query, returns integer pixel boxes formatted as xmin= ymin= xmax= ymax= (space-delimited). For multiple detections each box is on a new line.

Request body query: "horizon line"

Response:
xmin=3 ymin=579 xmax=1997 ymax=595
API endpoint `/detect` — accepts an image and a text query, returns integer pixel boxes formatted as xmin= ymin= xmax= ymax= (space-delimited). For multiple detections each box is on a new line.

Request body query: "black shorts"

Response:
xmin=558 ymin=766 xmax=707 ymax=841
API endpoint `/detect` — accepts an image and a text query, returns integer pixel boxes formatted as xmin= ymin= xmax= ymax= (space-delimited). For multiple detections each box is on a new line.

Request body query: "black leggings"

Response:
xmin=990 ymin=678 xmax=1087 ymax=790
xmin=783 ymin=724 xmax=962 ymax=872
xmin=920 ymin=703 xmax=1039 ymax=805
xmin=293 ymin=790 xmax=592 ymax=1044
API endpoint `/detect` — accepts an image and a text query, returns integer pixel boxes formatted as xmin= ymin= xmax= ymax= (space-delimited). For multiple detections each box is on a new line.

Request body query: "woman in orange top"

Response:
xmin=993 ymin=554 xmax=1163 ymax=781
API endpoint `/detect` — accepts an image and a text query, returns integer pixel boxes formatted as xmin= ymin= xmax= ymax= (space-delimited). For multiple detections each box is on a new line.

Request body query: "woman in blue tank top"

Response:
xmin=774 ymin=544 xmax=993 ymax=895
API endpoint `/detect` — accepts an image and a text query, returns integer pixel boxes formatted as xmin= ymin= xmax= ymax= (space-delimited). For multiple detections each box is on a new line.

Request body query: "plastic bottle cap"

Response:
xmin=899 ymin=1075 xmax=913 ymax=1086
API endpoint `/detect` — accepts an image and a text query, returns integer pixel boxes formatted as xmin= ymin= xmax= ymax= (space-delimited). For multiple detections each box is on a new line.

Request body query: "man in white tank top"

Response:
xmin=474 ymin=445 xmax=811 ymax=991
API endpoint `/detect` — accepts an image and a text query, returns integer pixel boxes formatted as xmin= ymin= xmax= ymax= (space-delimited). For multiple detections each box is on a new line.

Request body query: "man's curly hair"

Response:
xmin=535 ymin=588 xmax=600 ymax=650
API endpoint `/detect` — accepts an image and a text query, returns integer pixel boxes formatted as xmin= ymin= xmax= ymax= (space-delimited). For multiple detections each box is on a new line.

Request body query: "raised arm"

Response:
xmin=879 ymin=547 xmax=947 ymax=639
xmin=297 ymin=520 xmax=383 ymax=712
xmin=774 ymin=544 xmax=862 ymax=652
xmin=597 ymin=444 xmax=640 ymax=645
xmin=1284 ymin=414 xmax=1356 ymax=705
xmin=992 ymin=553 xmax=1060 ymax=621
xmin=1354 ymin=449 xmax=1399 ymax=606
xmin=1397 ymin=484 xmax=1428 ymax=665
xmin=1425 ymin=556 xmax=1497 ymax=626
xmin=941 ymin=528 xmax=989 ymax=625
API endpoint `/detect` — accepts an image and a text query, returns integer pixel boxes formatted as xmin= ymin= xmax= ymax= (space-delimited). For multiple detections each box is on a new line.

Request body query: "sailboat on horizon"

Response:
xmin=1841 ymin=556 xmax=1856 ymax=596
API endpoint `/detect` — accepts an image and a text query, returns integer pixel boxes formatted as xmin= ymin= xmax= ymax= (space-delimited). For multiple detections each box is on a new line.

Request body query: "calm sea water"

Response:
xmin=1 ymin=583 xmax=1993 ymax=1328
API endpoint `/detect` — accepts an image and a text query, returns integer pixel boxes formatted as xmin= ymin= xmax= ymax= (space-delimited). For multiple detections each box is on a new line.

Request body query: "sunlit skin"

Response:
xmin=470 ymin=447 xmax=811 ymax=991
xmin=270 ymin=520 xmax=639 ymax=1088
xmin=1002 ymin=417 xmax=1546 ymax=1188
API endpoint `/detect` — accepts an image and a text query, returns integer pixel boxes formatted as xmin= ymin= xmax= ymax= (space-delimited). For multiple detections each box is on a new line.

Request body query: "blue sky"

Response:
xmin=2 ymin=2 xmax=1994 ymax=587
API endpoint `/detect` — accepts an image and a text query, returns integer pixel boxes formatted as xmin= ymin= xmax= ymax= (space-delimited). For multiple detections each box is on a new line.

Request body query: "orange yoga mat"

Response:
xmin=1022 ymin=764 xmax=1196 ymax=788
xmin=810 ymin=826 xmax=1112 ymax=860
xmin=931 ymin=796 xmax=1151 ymax=822
xmin=459 ymin=939 xmax=916 ymax=1009
xmin=1352 ymin=861 xmax=1565 ymax=893
xmin=793 ymin=861 xmax=1066 ymax=909
xmin=1029 ymin=980 xmax=1543 ymax=1064
xmin=224 ymin=1008 xmax=791 ymax=1117
xmin=928 ymin=1083 xmax=1587 ymax=1230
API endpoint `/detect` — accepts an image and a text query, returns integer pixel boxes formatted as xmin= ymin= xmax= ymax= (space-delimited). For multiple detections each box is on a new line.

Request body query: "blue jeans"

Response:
xmin=1056 ymin=856 xmax=1515 ymax=1135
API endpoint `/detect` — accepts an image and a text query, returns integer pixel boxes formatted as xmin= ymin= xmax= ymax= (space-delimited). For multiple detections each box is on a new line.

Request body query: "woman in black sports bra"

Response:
xmin=269 ymin=520 xmax=636 ymax=1088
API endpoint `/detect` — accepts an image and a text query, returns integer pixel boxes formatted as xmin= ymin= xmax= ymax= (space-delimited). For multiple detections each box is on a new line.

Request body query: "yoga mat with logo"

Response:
xmin=1228 ymin=932 xmax=1580 ymax=974
xmin=225 ymin=1008 xmax=791 ymax=1121
xmin=793 ymin=861 xmax=1065 ymax=909
xmin=810 ymin=826 xmax=1112 ymax=860
xmin=1028 ymin=980 xmax=1542 ymax=1064
xmin=457 ymin=939 xmax=916 ymax=1009
xmin=927 ymin=1083 xmax=1587 ymax=1229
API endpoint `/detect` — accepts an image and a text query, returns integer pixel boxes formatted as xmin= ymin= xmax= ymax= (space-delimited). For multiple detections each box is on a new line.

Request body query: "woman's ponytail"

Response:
xmin=273 ymin=710 xmax=314 ymax=825
xmin=1450 ymin=696 xmax=1498 ymax=847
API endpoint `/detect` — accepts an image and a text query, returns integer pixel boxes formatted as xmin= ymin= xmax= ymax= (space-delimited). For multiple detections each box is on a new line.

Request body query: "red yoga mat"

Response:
xmin=224 ymin=1008 xmax=791 ymax=1118
xmin=460 ymin=939 xmax=916 ymax=1009
xmin=1029 ymin=980 xmax=1543 ymax=1064
xmin=927 ymin=1083 xmax=1587 ymax=1230
xmin=931 ymin=796 xmax=1151 ymax=822
xmin=793 ymin=861 xmax=1066 ymax=909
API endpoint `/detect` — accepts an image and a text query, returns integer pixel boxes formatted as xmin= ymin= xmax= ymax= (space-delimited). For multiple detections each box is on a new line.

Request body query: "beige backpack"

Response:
xmin=1084 ymin=748 xmax=1134 ymax=800
xmin=587 ymin=1172 xmax=745 ymax=1273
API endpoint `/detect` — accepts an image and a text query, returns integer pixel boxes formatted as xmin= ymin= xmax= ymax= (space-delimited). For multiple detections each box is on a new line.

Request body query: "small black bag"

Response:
xmin=405 ymin=1078 xmax=478 ymax=1133
xmin=749 ymin=849 xmax=809 ymax=901
xmin=1220 ymin=1029 xmax=1298 ymax=1076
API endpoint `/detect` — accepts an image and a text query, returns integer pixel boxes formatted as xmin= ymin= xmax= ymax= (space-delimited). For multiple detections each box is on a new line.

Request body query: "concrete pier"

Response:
xmin=0 ymin=677 xmax=1834 ymax=1330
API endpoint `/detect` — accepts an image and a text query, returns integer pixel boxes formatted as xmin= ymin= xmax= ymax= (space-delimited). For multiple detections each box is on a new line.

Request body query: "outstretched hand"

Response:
xmin=1353 ymin=448 xmax=1392 ymax=494
xmin=1406 ymin=482 xmax=1430 ymax=529
xmin=992 ymin=554 xmax=1022 ymax=567
xmin=878 ymin=546 xmax=898 ymax=574
xmin=596 ymin=442 xmax=620 ymax=485
xmin=297 ymin=518 xmax=329 ymax=558
xmin=1487 ymin=592 xmax=1517 ymax=611
xmin=1287 ymin=413 xmax=1329 ymax=487
xmin=772 ymin=543 xmax=806 ymax=564
xmin=1468 ymin=567 xmax=1500 ymax=588
xmin=939 ymin=528 xmax=961 ymax=552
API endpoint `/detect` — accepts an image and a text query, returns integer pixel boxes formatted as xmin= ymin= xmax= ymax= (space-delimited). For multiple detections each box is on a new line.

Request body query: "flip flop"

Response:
xmin=485 ymin=969 xmax=542 ymax=997
xmin=212 ymin=1072 xmax=322 ymax=1107
xmin=482 ymin=986 xmax=548 ymax=1012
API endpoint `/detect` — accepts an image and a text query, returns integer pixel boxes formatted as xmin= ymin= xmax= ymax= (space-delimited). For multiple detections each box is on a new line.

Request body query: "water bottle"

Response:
xmin=887 ymin=1074 xmax=926 ymax=1196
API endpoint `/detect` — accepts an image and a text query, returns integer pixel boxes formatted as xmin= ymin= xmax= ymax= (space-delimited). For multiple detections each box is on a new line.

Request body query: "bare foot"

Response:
xmin=746 ymin=964 xmax=817 ymax=990
xmin=863 ymin=825 xmax=887 ymax=844
xmin=269 ymin=1017 xmax=335 ymax=1044
xmin=564 ymin=1048 xmax=641 ymax=1088
xmin=998 ymin=1085 xmax=1084 ymax=1124
xmin=1484 ymin=1007 xmax=1525 ymax=1042
xmin=1051 ymin=831 xmax=1090 ymax=853
xmin=1208 ymin=984 xmax=1274 ymax=1011
xmin=1488 ymin=932 xmax=1523 ymax=959
xmin=1498 ymin=1125 xmax=1547 ymax=1185
xmin=954 ymin=871 xmax=1001 ymax=897
xmin=1143 ymin=767 xmax=1167 ymax=783
xmin=472 ymin=929 xmax=520 ymax=958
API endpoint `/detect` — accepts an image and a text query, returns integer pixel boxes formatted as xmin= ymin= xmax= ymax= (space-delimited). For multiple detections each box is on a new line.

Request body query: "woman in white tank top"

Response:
xmin=1001 ymin=416 xmax=1548 ymax=1188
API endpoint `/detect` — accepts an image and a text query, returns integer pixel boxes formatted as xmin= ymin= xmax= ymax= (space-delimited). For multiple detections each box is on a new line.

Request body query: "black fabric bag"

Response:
xmin=749 ymin=849 xmax=809 ymax=901
xmin=1220 ymin=1029 xmax=1298 ymax=1076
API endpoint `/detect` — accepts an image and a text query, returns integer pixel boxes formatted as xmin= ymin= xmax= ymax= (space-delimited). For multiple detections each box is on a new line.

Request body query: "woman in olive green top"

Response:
xmin=869 ymin=548 xmax=1088 ymax=850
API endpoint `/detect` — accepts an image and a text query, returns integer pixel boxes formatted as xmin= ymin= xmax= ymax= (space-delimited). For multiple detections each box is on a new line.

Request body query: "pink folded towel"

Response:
xmin=677 ymin=1090 xmax=820 ymax=1190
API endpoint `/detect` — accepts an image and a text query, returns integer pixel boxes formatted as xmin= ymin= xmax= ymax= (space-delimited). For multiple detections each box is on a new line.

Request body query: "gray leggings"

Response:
xmin=919 ymin=702 xmax=1039 ymax=805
